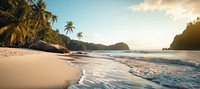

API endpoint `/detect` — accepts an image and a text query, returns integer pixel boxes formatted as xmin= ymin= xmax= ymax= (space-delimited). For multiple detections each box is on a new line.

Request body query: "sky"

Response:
xmin=44 ymin=0 xmax=200 ymax=50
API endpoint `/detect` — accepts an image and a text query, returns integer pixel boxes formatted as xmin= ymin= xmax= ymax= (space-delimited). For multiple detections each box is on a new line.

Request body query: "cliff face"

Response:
xmin=169 ymin=18 xmax=200 ymax=50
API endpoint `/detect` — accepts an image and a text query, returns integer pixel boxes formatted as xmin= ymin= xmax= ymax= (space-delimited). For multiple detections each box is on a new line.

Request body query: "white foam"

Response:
xmin=115 ymin=58 xmax=200 ymax=89
xmin=78 ymin=70 xmax=86 ymax=84
xmin=103 ymin=83 xmax=112 ymax=89
xmin=68 ymin=52 xmax=168 ymax=89
xmin=68 ymin=85 xmax=79 ymax=89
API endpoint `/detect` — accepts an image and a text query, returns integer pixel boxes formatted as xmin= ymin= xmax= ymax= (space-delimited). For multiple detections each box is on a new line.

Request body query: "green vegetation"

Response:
xmin=77 ymin=32 xmax=83 ymax=40
xmin=67 ymin=40 xmax=129 ymax=51
xmin=67 ymin=40 xmax=86 ymax=51
xmin=64 ymin=21 xmax=75 ymax=36
xmin=0 ymin=0 xmax=129 ymax=51
xmin=169 ymin=17 xmax=200 ymax=50
xmin=0 ymin=0 xmax=61 ymax=47
xmin=38 ymin=28 xmax=64 ymax=46
xmin=74 ymin=32 xmax=83 ymax=50
xmin=106 ymin=42 xmax=130 ymax=50
xmin=59 ymin=34 xmax=71 ymax=47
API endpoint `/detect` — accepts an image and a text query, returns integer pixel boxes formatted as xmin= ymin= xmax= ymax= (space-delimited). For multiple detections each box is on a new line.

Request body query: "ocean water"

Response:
xmin=68 ymin=50 xmax=200 ymax=89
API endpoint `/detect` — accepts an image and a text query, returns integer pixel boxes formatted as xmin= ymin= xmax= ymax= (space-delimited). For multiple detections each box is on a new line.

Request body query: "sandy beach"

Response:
xmin=0 ymin=47 xmax=81 ymax=89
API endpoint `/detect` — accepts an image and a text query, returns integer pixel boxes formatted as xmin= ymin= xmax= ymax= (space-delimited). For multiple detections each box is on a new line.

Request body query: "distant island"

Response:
xmin=169 ymin=17 xmax=200 ymax=50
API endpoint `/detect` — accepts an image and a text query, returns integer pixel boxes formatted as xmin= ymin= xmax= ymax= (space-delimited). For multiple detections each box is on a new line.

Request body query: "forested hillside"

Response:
xmin=169 ymin=17 xmax=200 ymax=50
xmin=67 ymin=40 xmax=129 ymax=51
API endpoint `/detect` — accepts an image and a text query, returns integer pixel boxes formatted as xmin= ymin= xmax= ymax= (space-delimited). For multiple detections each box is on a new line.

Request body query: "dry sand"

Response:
xmin=0 ymin=47 xmax=81 ymax=89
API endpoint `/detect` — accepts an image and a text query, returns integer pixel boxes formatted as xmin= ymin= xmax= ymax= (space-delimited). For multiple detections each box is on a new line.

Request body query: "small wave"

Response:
xmin=114 ymin=58 xmax=200 ymax=89
xmin=129 ymin=57 xmax=200 ymax=69
xmin=78 ymin=70 xmax=86 ymax=84
xmin=150 ymin=58 xmax=200 ymax=68
xmin=110 ymin=54 xmax=200 ymax=69
xmin=68 ymin=85 xmax=79 ymax=89
xmin=92 ymin=50 xmax=175 ymax=54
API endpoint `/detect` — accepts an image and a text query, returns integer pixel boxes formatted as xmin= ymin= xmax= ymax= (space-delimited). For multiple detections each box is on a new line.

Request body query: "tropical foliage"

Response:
xmin=169 ymin=17 xmax=200 ymax=50
xmin=0 ymin=0 xmax=59 ymax=47
xmin=77 ymin=32 xmax=83 ymax=40
xmin=74 ymin=32 xmax=83 ymax=50
xmin=38 ymin=28 xmax=64 ymax=46
xmin=59 ymin=34 xmax=71 ymax=47
xmin=0 ymin=0 xmax=129 ymax=51
xmin=64 ymin=21 xmax=75 ymax=36
xmin=67 ymin=40 xmax=86 ymax=51
xmin=67 ymin=40 xmax=129 ymax=51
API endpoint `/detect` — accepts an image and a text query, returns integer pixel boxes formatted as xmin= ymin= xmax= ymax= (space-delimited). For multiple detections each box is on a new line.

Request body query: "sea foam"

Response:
xmin=114 ymin=57 xmax=200 ymax=89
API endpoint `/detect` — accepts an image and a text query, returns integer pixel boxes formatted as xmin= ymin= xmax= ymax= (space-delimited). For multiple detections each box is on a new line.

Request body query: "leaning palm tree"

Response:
xmin=74 ymin=32 xmax=83 ymax=51
xmin=64 ymin=21 xmax=75 ymax=36
xmin=31 ymin=0 xmax=54 ymax=42
xmin=0 ymin=0 xmax=54 ymax=47
xmin=0 ymin=0 xmax=35 ymax=46
xmin=32 ymin=0 xmax=53 ymax=29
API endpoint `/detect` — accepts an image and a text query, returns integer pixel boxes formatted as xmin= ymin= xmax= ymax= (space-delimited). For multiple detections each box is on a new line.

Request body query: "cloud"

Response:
xmin=92 ymin=33 xmax=101 ymax=39
xmin=116 ymin=30 xmax=131 ymax=35
xmin=117 ymin=16 xmax=127 ymax=20
xmin=85 ymin=33 xmax=101 ymax=39
xmin=126 ymin=39 xmax=152 ymax=50
xmin=131 ymin=0 xmax=200 ymax=20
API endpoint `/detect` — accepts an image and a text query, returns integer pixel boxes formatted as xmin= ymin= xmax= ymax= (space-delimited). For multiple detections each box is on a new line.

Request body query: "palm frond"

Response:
xmin=0 ymin=24 xmax=13 ymax=35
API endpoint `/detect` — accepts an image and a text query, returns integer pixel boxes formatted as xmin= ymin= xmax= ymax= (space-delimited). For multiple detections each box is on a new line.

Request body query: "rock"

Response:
xmin=106 ymin=42 xmax=130 ymax=50
xmin=76 ymin=52 xmax=88 ymax=54
xmin=169 ymin=18 xmax=200 ymax=50
xmin=29 ymin=40 xmax=70 ymax=53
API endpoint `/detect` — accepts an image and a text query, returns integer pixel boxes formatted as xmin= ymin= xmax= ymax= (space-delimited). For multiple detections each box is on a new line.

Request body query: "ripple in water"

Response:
xmin=68 ymin=54 xmax=168 ymax=89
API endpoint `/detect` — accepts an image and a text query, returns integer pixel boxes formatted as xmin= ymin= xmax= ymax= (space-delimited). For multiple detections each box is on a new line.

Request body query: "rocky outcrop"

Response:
xmin=106 ymin=42 xmax=130 ymax=50
xmin=29 ymin=40 xmax=70 ymax=53
xmin=169 ymin=18 xmax=200 ymax=50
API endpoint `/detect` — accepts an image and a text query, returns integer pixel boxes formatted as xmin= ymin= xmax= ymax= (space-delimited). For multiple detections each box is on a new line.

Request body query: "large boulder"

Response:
xmin=29 ymin=40 xmax=70 ymax=53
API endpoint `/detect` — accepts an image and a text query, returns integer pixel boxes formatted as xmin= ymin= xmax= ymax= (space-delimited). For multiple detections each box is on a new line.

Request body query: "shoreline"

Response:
xmin=66 ymin=53 xmax=167 ymax=89
xmin=0 ymin=47 xmax=81 ymax=89
xmin=67 ymin=51 xmax=200 ymax=89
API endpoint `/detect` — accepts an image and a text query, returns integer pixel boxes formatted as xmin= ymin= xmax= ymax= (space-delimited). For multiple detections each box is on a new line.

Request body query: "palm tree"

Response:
xmin=30 ymin=0 xmax=55 ymax=42
xmin=0 ymin=0 xmax=55 ymax=47
xmin=77 ymin=32 xmax=83 ymax=40
xmin=64 ymin=21 xmax=75 ymax=36
xmin=51 ymin=15 xmax=57 ymax=26
xmin=0 ymin=0 xmax=35 ymax=46
xmin=74 ymin=32 xmax=83 ymax=50
xmin=55 ymin=29 xmax=59 ymax=33
xmin=27 ymin=0 xmax=35 ymax=5
xmin=32 ymin=0 xmax=53 ymax=29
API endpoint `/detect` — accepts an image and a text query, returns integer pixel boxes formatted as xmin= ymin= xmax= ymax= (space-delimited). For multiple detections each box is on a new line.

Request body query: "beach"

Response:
xmin=0 ymin=47 xmax=81 ymax=89
xmin=67 ymin=52 xmax=168 ymax=89
xmin=1 ymin=48 xmax=200 ymax=89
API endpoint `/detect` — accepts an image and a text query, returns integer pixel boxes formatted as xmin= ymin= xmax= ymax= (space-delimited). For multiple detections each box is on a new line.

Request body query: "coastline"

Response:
xmin=66 ymin=53 xmax=168 ymax=89
xmin=1 ymin=48 xmax=199 ymax=88
xmin=0 ymin=47 xmax=81 ymax=89
xmin=66 ymin=50 xmax=200 ymax=89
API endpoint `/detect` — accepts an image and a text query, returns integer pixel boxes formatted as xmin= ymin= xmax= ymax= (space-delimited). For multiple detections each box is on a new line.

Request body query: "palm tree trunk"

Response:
xmin=66 ymin=30 xmax=69 ymax=36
